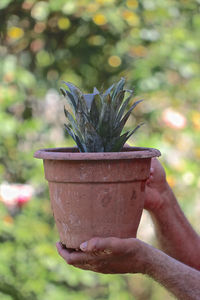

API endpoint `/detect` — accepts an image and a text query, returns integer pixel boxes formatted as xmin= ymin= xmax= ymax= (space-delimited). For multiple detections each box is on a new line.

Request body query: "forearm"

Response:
xmin=149 ymin=183 xmax=200 ymax=270
xmin=143 ymin=245 xmax=200 ymax=300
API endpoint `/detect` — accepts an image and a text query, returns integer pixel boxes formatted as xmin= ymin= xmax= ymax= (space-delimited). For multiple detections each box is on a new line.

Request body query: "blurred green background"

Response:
xmin=0 ymin=0 xmax=200 ymax=299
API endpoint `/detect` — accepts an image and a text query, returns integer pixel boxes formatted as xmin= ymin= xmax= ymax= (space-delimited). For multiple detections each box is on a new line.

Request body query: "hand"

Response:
xmin=144 ymin=158 xmax=168 ymax=212
xmin=56 ymin=237 xmax=150 ymax=274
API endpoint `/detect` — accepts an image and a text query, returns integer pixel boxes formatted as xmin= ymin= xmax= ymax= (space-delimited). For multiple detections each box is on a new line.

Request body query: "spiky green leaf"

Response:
xmin=111 ymin=78 xmax=125 ymax=105
xmin=64 ymin=107 xmax=83 ymax=141
xmin=90 ymin=94 xmax=102 ymax=128
xmin=84 ymin=123 xmax=104 ymax=152
xmin=83 ymin=88 xmax=99 ymax=110
xmin=126 ymin=123 xmax=144 ymax=140
xmin=115 ymin=91 xmax=134 ymax=124
xmin=62 ymin=81 xmax=82 ymax=104
xmin=60 ymin=87 xmax=77 ymax=112
xmin=114 ymin=99 xmax=143 ymax=136
xmin=106 ymin=132 xmax=129 ymax=152
xmin=112 ymin=90 xmax=125 ymax=120
xmin=104 ymin=83 xmax=115 ymax=96
xmin=97 ymin=94 xmax=113 ymax=138
xmin=64 ymin=124 xmax=86 ymax=152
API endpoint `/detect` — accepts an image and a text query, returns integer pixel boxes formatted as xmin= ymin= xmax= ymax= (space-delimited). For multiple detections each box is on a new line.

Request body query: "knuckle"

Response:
xmin=109 ymin=237 xmax=118 ymax=248
xmin=88 ymin=237 xmax=101 ymax=250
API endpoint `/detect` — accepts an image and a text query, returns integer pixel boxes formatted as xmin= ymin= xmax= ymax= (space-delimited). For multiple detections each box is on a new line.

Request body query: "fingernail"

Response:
xmin=80 ymin=241 xmax=88 ymax=251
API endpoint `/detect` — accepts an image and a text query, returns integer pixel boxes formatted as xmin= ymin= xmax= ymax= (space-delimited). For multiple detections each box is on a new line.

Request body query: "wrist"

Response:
xmin=140 ymin=242 xmax=173 ymax=277
xmin=131 ymin=239 xmax=157 ymax=275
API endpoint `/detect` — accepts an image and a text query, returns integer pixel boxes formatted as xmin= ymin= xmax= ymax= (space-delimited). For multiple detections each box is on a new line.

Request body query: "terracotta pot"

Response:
xmin=34 ymin=146 xmax=160 ymax=249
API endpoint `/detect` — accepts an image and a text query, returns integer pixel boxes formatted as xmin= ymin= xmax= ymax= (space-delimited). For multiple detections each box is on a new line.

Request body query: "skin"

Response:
xmin=56 ymin=158 xmax=200 ymax=299
xmin=145 ymin=158 xmax=200 ymax=270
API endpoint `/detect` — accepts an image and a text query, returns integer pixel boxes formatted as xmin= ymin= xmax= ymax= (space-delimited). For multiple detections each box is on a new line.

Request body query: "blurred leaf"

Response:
xmin=0 ymin=0 xmax=12 ymax=10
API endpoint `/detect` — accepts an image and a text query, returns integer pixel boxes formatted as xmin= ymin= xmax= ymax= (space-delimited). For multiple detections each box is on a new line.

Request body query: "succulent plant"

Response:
xmin=60 ymin=77 xmax=143 ymax=152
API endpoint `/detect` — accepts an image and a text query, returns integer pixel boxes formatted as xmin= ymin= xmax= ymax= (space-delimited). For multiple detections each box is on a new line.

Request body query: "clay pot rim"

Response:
xmin=34 ymin=146 xmax=161 ymax=161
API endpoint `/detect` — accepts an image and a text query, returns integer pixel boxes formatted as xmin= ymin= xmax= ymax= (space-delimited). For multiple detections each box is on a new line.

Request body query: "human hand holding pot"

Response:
xmin=56 ymin=237 xmax=151 ymax=274
xmin=56 ymin=237 xmax=200 ymax=300
xmin=144 ymin=158 xmax=168 ymax=212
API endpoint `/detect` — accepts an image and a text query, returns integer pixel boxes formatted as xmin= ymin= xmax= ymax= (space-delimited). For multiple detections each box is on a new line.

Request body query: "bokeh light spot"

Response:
xmin=22 ymin=1 xmax=34 ymax=10
xmin=31 ymin=1 xmax=49 ymax=21
xmin=88 ymin=35 xmax=105 ymax=46
xmin=96 ymin=0 xmax=114 ymax=4
xmin=34 ymin=22 xmax=46 ymax=33
xmin=93 ymin=14 xmax=107 ymax=26
xmin=191 ymin=111 xmax=200 ymax=130
xmin=108 ymin=56 xmax=122 ymax=67
xmin=126 ymin=0 xmax=138 ymax=9
xmin=30 ymin=39 xmax=44 ymax=52
xmin=58 ymin=17 xmax=71 ymax=30
xmin=162 ymin=108 xmax=187 ymax=129
xmin=130 ymin=45 xmax=147 ymax=57
xmin=122 ymin=10 xmax=140 ymax=26
xmin=36 ymin=50 xmax=53 ymax=67
xmin=8 ymin=27 xmax=24 ymax=40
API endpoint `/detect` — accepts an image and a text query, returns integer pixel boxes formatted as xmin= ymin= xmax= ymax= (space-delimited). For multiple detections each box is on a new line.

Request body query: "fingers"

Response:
xmin=80 ymin=237 xmax=137 ymax=256
xmin=80 ymin=237 xmax=113 ymax=255
xmin=56 ymin=242 xmax=72 ymax=262
xmin=56 ymin=242 xmax=90 ymax=265
xmin=56 ymin=242 xmax=102 ymax=272
xmin=151 ymin=157 xmax=158 ymax=168
xmin=56 ymin=238 xmax=142 ymax=274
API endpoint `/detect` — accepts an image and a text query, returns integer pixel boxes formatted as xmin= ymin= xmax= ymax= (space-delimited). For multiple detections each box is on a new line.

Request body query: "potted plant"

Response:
xmin=34 ymin=78 xmax=160 ymax=249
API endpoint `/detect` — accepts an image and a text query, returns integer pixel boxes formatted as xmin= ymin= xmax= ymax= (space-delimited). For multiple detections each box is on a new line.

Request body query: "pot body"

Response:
xmin=34 ymin=147 xmax=160 ymax=249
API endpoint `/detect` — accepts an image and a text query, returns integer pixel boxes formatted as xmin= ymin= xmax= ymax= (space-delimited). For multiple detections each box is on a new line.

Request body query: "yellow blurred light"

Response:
xmin=166 ymin=175 xmax=176 ymax=188
xmin=3 ymin=215 xmax=14 ymax=225
xmin=123 ymin=10 xmax=134 ymax=19
xmin=88 ymin=35 xmax=105 ymax=46
xmin=58 ymin=17 xmax=71 ymax=30
xmin=108 ymin=56 xmax=122 ymax=67
xmin=194 ymin=147 xmax=200 ymax=159
xmin=8 ymin=27 xmax=24 ymax=40
xmin=126 ymin=0 xmax=138 ymax=8
xmin=96 ymin=0 xmax=113 ymax=4
xmin=130 ymin=45 xmax=147 ymax=57
xmin=3 ymin=72 xmax=14 ymax=83
xmin=93 ymin=14 xmax=107 ymax=26
xmin=191 ymin=112 xmax=200 ymax=130
xmin=122 ymin=10 xmax=140 ymax=26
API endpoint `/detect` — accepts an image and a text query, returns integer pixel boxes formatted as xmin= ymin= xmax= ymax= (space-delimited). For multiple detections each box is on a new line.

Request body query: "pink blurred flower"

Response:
xmin=0 ymin=182 xmax=34 ymax=208
xmin=162 ymin=108 xmax=187 ymax=129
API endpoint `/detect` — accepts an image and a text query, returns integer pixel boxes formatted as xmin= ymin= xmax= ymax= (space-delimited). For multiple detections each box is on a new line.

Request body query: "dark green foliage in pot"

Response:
xmin=61 ymin=78 xmax=143 ymax=152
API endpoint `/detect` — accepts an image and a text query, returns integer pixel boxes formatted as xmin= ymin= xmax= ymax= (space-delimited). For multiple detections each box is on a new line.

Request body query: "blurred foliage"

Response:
xmin=0 ymin=0 xmax=200 ymax=299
